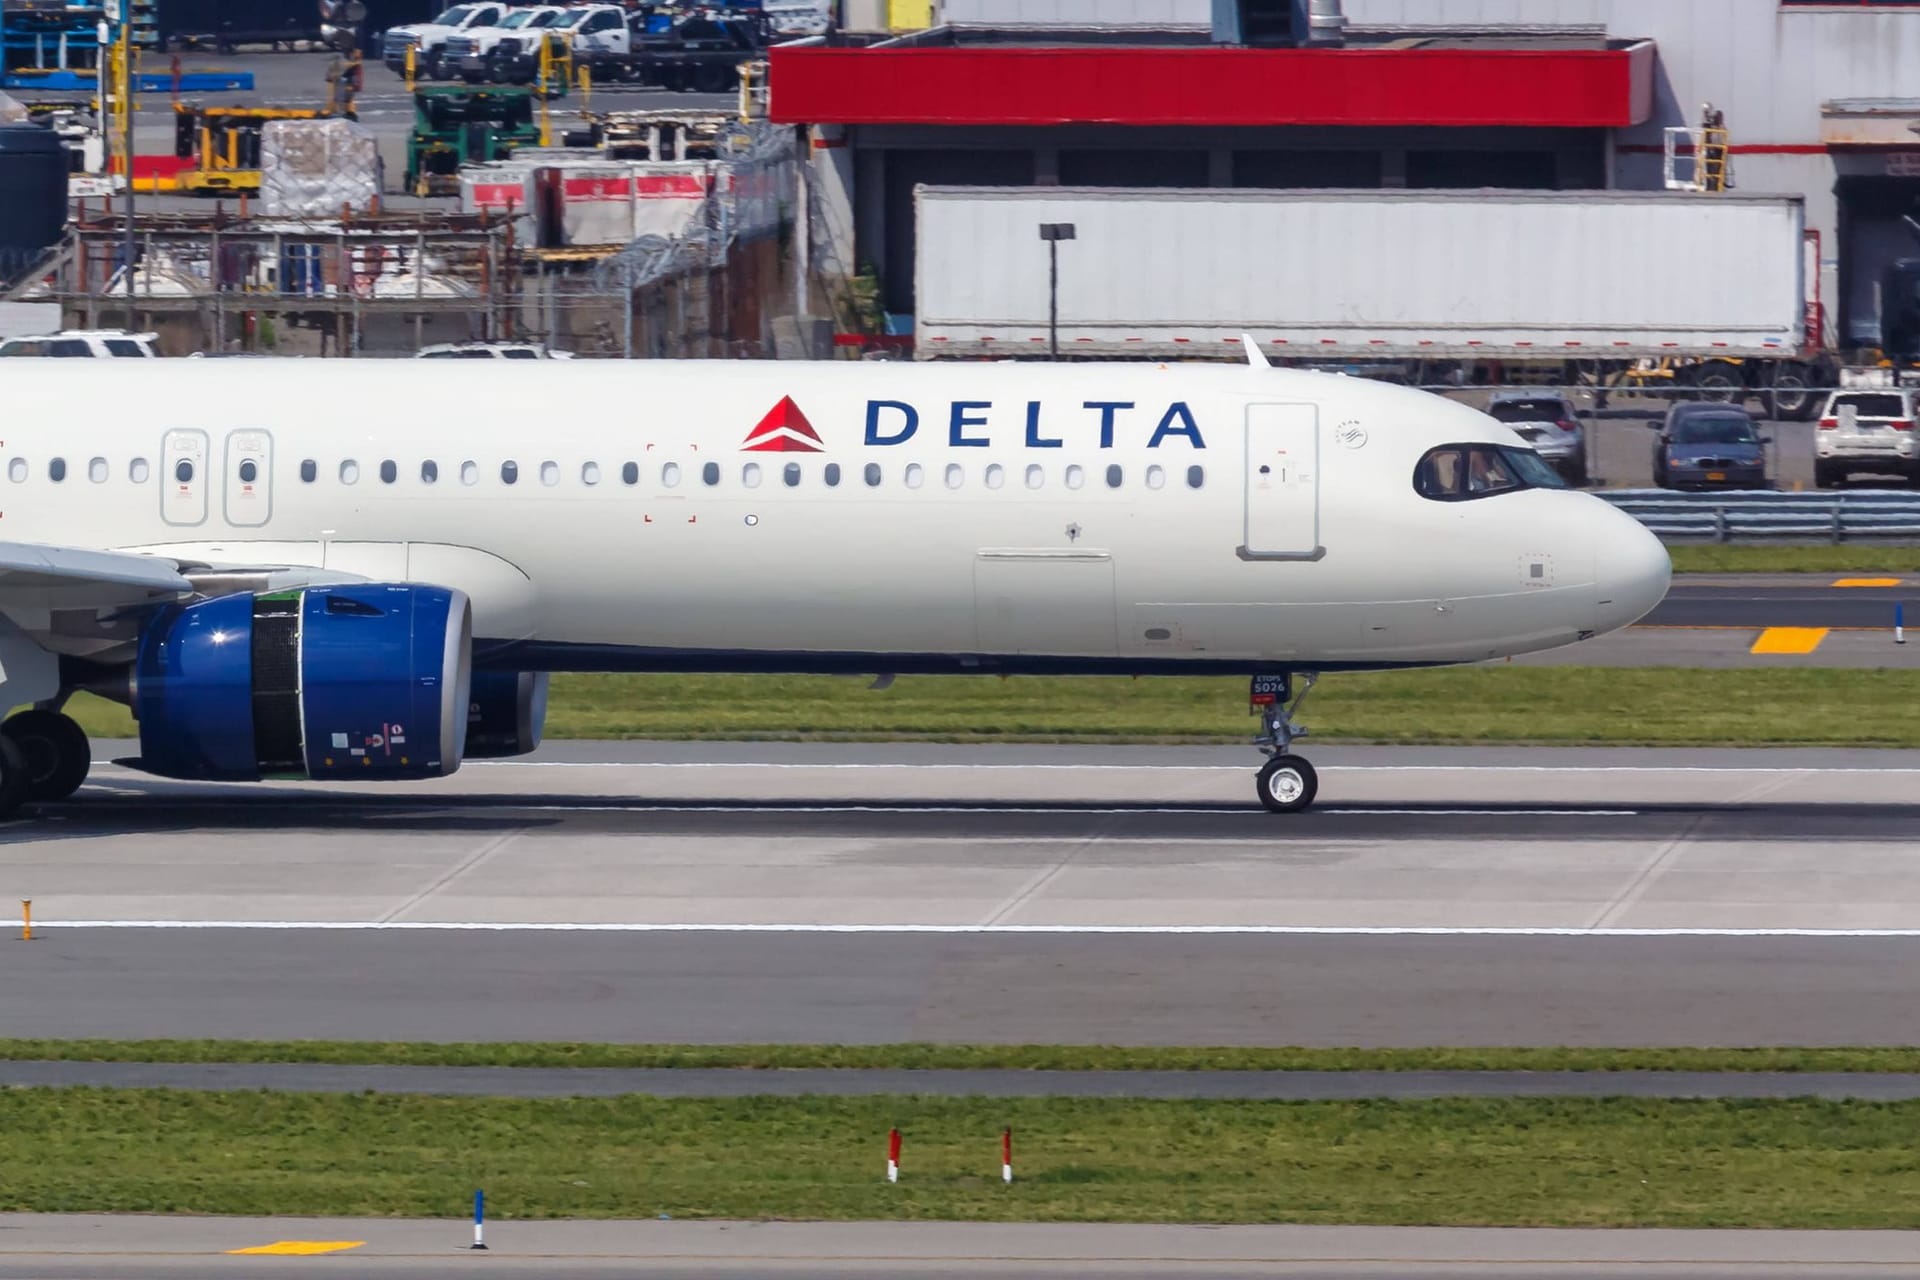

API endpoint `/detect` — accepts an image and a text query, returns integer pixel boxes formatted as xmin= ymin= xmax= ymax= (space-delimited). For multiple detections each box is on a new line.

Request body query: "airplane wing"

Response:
xmin=0 ymin=541 xmax=194 ymax=612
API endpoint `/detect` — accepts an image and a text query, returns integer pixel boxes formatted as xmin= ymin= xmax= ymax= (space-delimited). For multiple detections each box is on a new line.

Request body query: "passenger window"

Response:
xmin=1105 ymin=464 xmax=1123 ymax=489
xmin=904 ymin=463 xmax=925 ymax=489
xmin=944 ymin=463 xmax=964 ymax=490
xmin=177 ymin=459 xmax=196 ymax=484
xmin=985 ymin=463 xmax=1005 ymax=490
xmin=824 ymin=462 xmax=842 ymax=487
xmin=461 ymin=460 xmax=479 ymax=486
xmin=239 ymin=460 xmax=258 ymax=484
xmin=379 ymin=460 xmax=397 ymax=484
xmin=422 ymin=460 xmax=439 ymax=484
xmin=583 ymin=462 xmax=602 ymax=486
xmin=48 ymin=457 xmax=65 ymax=482
xmin=742 ymin=462 xmax=762 ymax=489
xmin=864 ymin=462 xmax=882 ymax=487
xmin=6 ymin=458 xmax=24 ymax=482
xmin=702 ymin=461 xmax=720 ymax=486
xmin=300 ymin=459 xmax=316 ymax=483
xmin=620 ymin=462 xmax=639 ymax=486
xmin=501 ymin=461 xmax=519 ymax=485
xmin=662 ymin=462 xmax=681 ymax=487
xmin=338 ymin=460 xmax=358 ymax=484
xmin=1025 ymin=464 xmax=1044 ymax=490
xmin=88 ymin=457 xmax=107 ymax=483
xmin=1146 ymin=465 xmax=1165 ymax=490
xmin=1186 ymin=465 xmax=1205 ymax=489
xmin=1065 ymin=464 xmax=1085 ymax=490
xmin=783 ymin=462 xmax=801 ymax=487
xmin=131 ymin=458 xmax=150 ymax=483
xmin=540 ymin=461 xmax=560 ymax=487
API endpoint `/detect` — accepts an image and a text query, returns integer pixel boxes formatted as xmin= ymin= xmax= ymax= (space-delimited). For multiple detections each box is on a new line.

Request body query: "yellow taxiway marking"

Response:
xmin=1750 ymin=626 xmax=1830 ymax=655
xmin=1832 ymin=577 xmax=1903 ymax=587
xmin=227 ymin=1241 xmax=366 ymax=1256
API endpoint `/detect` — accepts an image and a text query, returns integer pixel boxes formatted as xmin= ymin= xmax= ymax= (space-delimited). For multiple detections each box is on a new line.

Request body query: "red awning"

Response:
xmin=771 ymin=40 xmax=1654 ymax=129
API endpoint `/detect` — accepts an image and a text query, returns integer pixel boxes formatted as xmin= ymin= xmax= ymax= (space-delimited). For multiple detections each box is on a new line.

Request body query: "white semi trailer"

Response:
xmin=912 ymin=186 xmax=1825 ymax=418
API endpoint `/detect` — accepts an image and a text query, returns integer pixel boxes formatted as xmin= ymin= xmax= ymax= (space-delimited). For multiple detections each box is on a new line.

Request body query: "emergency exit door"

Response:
xmin=160 ymin=429 xmax=209 ymax=528
xmin=224 ymin=430 xmax=273 ymax=527
xmin=1242 ymin=403 xmax=1321 ymax=559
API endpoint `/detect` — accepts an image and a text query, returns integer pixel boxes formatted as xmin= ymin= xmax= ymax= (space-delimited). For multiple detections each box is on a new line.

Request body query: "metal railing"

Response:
xmin=1597 ymin=489 xmax=1920 ymax=541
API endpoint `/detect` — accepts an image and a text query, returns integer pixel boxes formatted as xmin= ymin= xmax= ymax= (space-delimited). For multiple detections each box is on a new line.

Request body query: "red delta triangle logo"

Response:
xmin=742 ymin=396 xmax=826 ymax=453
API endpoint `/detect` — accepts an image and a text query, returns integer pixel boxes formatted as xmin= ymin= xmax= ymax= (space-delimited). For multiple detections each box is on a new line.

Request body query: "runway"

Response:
xmin=6 ymin=742 xmax=1920 ymax=1045
xmin=1645 ymin=576 xmax=1919 ymax=629
xmin=3 ymin=1216 xmax=1919 ymax=1279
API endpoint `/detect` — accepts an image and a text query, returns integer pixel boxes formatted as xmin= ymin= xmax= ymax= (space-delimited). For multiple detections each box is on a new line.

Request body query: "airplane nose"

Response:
xmin=1592 ymin=502 xmax=1671 ymax=634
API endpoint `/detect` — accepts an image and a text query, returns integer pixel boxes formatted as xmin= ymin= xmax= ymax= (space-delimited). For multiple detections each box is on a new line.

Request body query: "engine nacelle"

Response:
xmin=133 ymin=585 xmax=473 ymax=781
xmin=465 ymin=671 xmax=549 ymax=759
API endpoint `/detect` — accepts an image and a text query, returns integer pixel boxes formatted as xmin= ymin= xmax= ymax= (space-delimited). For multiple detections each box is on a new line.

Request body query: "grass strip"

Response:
xmin=3 ymin=1040 xmax=1919 ymax=1073
xmin=1666 ymin=543 xmax=1920 ymax=574
xmin=66 ymin=667 xmax=1920 ymax=746
xmin=2 ymin=1089 xmax=1918 ymax=1226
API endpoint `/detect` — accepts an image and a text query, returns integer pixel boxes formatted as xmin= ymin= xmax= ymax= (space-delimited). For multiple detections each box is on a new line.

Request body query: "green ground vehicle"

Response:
xmin=404 ymin=82 xmax=557 ymax=196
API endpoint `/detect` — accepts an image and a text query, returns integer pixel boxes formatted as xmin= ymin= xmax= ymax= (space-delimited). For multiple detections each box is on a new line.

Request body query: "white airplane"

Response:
xmin=0 ymin=349 xmax=1669 ymax=819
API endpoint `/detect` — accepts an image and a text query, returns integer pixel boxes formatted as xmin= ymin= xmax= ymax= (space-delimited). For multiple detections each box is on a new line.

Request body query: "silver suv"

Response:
xmin=1484 ymin=391 xmax=1588 ymax=486
xmin=1815 ymin=388 xmax=1920 ymax=487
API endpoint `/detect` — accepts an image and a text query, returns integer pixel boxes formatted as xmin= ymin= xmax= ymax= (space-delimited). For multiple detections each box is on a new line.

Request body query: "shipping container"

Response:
xmin=913 ymin=187 xmax=1808 ymax=362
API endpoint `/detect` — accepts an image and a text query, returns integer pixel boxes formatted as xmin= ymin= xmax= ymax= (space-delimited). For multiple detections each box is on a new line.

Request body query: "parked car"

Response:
xmin=416 ymin=341 xmax=572 ymax=358
xmin=1483 ymin=390 xmax=1587 ymax=485
xmin=0 ymin=329 xmax=158 ymax=357
xmin=1650 ymin=403 xmax=1769 ymax=490
xmin=1815 ymin=387 xmax=1920 ymax=487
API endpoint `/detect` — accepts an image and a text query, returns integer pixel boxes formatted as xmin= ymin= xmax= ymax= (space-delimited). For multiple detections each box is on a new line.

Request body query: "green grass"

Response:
xmin=5 ymin=1040 xmax=1920 ymax=1073
xmin=70 ymin=667 xmax=1920 ymax=747
xmin=1666 ymin=544 xmax=1920 ymax=574
xmin=4 ymin=1090 xmax=1920 ymax=1226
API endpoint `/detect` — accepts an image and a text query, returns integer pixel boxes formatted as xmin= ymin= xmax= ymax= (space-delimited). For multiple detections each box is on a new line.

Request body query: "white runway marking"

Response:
xmin=26 ymin=921 xmax=1920 ymax=937
xmin=448 ymin=761 xmax=1920 ymax=775
xmin=51 ymin=797 xmax=1638 ymax=817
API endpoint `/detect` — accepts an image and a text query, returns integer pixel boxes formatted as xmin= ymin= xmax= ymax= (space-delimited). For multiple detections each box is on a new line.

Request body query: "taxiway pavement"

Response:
xmin=3 ymin=1216 xmax=1918 ymax=1279
xmin=6 ymin=743 xmax=1920 ymax=1046
xmin=5 ymin=1060 xmax=1920 ymax=1099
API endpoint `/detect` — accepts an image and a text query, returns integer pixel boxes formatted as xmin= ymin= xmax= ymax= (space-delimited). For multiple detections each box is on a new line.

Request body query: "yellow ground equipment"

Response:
xmin=167 ymin=102 xmax=328 ymax=194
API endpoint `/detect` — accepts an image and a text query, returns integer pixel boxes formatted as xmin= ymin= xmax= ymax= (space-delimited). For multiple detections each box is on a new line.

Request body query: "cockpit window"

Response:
xmin=1415 ymin=444 xmax=1566 ymax=501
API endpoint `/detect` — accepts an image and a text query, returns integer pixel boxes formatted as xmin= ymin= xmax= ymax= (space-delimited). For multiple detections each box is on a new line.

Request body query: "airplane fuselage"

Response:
xmin=0 ymin=359 xmax=1668 ymax=675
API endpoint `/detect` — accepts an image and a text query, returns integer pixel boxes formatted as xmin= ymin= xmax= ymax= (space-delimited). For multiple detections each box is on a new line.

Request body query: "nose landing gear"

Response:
xmin=1251 ymin=672 xmax=1318 ymax=814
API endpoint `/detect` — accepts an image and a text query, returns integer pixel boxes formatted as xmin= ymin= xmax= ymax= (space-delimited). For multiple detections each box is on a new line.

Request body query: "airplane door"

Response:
xmin=160 ymin=429 xmax=210 ymax=527
xmin=1242 ymin=403 xmax=1322 ymax=560
xmin=223 ymin=430 xmax=273 ymax=527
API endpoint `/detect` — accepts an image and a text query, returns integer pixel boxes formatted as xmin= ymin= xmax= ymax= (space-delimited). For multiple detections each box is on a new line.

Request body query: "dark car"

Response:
xmin=1651 ymin=404 xmax=1769 ymax=490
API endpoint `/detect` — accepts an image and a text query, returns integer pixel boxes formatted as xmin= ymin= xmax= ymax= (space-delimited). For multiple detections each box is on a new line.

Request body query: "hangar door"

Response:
xmin=1242 ymin=403 xmax=1321 ymax=559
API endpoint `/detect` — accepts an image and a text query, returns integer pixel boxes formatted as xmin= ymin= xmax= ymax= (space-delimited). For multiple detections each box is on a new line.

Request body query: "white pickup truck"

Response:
xmin=492 ymin=4 xmax=631 ymax=84
xmin=445 ymin=4 xmax=568 ymax=83
xmin=381 ymin=2 xmax=508 ymax=80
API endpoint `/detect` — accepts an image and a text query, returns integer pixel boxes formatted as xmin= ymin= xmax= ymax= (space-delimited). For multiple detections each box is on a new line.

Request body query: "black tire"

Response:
xmin=1690 ymin=359 xmax=1744 ymax=405
xmin=1564 ymin=454 xmax=1589 ymax=488
xmin=693 ymin=65 xmax=732 ymax=94
xmin=423 ymin=51 xmax=446 ymax=80
xmin=0 ymin=733 xmax=28 ymax=819
xmin=1766 ymin=363 xmax=1818 ymax=421
xmin=2 ymin=709 xmax=89 ymax=803
xmin=1256 ymin=755 xmax=1318 ymax=814
xmin=1814 ymin=462 xmax=1841 ymax=489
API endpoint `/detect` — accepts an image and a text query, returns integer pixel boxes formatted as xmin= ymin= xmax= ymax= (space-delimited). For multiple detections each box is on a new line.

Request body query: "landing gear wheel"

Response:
xmin=1249 ymin=672 xmax=1321 ymax=814
xmin=0 ymin=734 xmax=27 ymax=819
xmin=1256 ymin=755 xmax=1318 ymax=814
xmin=1 ymin=709 xmax=90 ymax=803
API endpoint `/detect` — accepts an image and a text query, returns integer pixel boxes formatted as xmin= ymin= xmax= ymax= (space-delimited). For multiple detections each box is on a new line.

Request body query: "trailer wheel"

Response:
xmin=1689 ymin=359 xmax=1744 ymax=404
xmin=1766 ymin=363 xmax=1819 ymax=421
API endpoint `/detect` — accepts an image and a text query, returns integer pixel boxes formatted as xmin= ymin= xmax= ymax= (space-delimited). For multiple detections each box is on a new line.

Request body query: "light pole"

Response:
xmin=1038 ymin=221 xmax=1075 ymax=359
